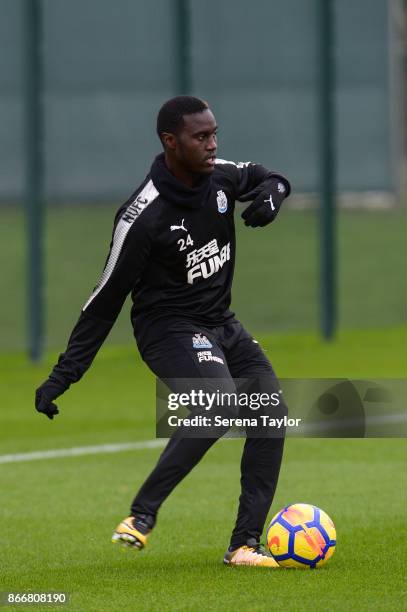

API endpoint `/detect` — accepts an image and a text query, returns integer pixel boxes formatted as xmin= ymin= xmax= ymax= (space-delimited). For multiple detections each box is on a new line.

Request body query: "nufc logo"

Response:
xmin=186 ymin=238 xmax=231 ymax=284
xmin=216 ymin=190 xmax=228 ymax=213
xmin=122 ymin=196 xmax=149 ymax=224
xmin=192 ymin=334 xmax=212 ymax=349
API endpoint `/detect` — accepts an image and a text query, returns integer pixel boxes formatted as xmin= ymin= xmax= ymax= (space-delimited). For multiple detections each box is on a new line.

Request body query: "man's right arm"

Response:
xmin=35 ymin=198 xmax=155 ymax=419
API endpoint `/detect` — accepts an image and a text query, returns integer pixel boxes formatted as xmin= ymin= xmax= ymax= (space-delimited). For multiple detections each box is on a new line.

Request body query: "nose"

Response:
xmin=207 ymin=134 xmax=217 ymax=151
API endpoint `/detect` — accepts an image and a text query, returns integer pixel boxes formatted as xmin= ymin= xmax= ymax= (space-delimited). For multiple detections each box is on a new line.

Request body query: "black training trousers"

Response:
xmin=131 ymin=317 xmax=285 ymax=549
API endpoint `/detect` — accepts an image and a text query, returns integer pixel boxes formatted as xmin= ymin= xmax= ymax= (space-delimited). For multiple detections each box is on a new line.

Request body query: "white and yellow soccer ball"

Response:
xmin=266 ymin=503 xmax=336 ymax=568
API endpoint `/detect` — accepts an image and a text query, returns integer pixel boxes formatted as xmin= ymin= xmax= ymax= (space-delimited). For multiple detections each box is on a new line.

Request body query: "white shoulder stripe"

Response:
xmin=215 ymin=158 xmax=252 ymax=168
xmin=83 ymin=179 xmax=159 ymax=311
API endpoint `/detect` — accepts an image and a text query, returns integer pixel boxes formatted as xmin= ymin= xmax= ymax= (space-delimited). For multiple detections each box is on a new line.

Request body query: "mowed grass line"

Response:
xmin=1 ymin=326 xmax=406 ymax=455
xmin=0 ymin=327 xmax=406 ymax=610
xmin=0 ymin=326 xmax=406 ymax=456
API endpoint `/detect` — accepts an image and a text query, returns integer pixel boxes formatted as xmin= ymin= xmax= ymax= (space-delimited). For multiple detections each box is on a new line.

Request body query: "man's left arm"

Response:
xmin=234 ymin=161 xmax=291 ymax=227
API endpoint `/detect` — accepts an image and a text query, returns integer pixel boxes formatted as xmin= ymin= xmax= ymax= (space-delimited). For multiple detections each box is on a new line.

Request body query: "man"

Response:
xmin=35 ymin=96 xmax=291 ymax=567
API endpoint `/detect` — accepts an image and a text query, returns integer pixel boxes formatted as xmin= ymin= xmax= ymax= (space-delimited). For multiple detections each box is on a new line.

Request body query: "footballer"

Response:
xmin=35 ymin=96 xmax=291 ymax=567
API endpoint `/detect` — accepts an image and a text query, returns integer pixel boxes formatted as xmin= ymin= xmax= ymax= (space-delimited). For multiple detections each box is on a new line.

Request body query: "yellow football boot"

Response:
xmin=111 ymin=514 xmax=154 ymax=550
xmin=224 ymin=539 xmax=280 ymax=568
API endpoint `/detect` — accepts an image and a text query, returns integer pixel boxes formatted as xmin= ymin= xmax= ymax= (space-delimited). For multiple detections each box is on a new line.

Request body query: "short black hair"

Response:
xmin=156 ymin=96 xmax=209 ymax=143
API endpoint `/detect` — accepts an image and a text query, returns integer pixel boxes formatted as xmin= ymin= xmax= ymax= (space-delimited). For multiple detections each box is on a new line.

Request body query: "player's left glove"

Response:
xmin=241 ymin=177 xmax=290 ymax=228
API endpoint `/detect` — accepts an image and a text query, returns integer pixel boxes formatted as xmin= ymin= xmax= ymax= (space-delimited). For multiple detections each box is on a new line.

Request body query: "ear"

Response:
xmin=161 ymin=132 xmax=177 ymax=151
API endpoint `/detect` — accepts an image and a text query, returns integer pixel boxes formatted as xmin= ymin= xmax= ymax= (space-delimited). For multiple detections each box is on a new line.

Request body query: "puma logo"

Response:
xmin=170 ymin=219 xmax=188 ymax=232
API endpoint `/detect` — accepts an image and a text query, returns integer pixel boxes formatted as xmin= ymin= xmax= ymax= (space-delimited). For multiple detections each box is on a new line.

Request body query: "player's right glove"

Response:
xmin=35 ymin=380 xmax=64 ymax=420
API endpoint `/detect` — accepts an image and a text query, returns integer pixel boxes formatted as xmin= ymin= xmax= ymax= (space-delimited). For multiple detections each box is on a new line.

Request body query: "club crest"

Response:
xmin=216 ymin=190 xmax=228 ymax=213
xmin=192 ymin=333 xmax=212 ymax=349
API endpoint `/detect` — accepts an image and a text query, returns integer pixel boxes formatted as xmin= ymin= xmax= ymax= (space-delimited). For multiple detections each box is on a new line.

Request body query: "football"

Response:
xmin=266 ymin=503 xmax=336 ymax=568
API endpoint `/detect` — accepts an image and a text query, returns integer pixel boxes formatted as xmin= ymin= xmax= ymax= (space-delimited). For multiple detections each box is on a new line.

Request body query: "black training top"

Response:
xmin=48 ymin=154 xmax=290 ymax=393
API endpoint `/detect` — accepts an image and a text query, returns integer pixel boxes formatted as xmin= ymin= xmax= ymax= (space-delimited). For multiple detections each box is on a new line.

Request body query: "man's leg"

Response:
xmin=130 ymin=435 xmax=217 ymax=518
xmin=220 ymin=321 xmax=286 ymax=550
xmin=113 ymin=322 xmax=235 ymax=547
xmin=228 ymin=432 xmax=285 ymax=549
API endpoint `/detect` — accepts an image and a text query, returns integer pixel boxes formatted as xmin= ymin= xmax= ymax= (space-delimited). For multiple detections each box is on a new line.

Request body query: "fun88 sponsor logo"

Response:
xmin=197 ymin=350 xmax=224 ymax=364
xmin=186 ymin=239 xmax=231 ymax=284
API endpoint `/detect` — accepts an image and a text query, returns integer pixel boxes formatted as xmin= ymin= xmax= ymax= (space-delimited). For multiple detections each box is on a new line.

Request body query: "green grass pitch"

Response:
xmin=1 ymin=327 xmax=406 ymax=611
xmin=1 ymin=204 xmax=407 ymax=350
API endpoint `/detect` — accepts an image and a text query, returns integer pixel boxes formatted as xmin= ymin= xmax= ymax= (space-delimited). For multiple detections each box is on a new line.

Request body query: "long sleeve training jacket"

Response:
xmin=48 ymin=154 xmax=290 ymax=393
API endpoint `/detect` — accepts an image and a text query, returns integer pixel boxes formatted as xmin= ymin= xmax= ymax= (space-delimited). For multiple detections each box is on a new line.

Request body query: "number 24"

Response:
xmin=177 ymin=234 xmax=194 ymax=251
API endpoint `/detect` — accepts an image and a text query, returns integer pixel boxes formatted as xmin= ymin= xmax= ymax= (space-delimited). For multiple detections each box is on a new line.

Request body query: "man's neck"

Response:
xmin=164 ymin=153 xmax=201 ymax=188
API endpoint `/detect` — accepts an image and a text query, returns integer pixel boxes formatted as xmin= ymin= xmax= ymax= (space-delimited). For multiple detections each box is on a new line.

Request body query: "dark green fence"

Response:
xmin=0 ymin=0 xmax=397 ymax=201
xmin=0 ymin=0 xmax=405 ymax=354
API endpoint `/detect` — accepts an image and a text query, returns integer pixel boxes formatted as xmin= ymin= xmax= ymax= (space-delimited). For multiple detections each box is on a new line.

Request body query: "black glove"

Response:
xmin=241 ymin=177 xmax=290 ymax=228
xmin=35 ymin=380 xmax=65 ymax=420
